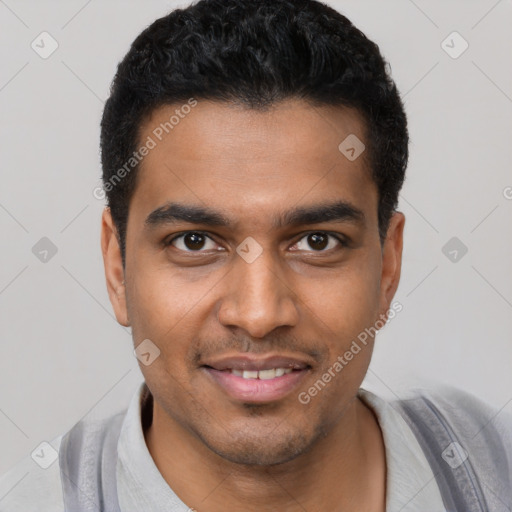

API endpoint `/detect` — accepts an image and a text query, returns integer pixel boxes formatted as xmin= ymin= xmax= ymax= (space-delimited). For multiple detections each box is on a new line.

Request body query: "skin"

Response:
xmin=101 ymin=98 xmax=405 ymax=511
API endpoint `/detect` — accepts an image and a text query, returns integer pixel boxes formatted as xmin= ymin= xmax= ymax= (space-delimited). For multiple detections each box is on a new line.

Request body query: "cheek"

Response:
xmin=128 ymin=264 xmax=209 ymax=341
xmin=128 ymin=271 xmax=203 ymax=399
xmin=300 ymin=259 xmax=382 ymax=340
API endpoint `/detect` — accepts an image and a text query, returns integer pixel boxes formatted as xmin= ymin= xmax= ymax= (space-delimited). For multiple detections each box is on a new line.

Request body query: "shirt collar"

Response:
xmin=357 ymin=388 xmax=444 ymax=511
xmin=116 ymin=381 xmax=190 ymax=511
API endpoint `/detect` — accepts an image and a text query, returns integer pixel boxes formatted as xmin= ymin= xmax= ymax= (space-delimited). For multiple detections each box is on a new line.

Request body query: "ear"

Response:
xmin=378 ymin=211 xmax=405 ymax=320
xmin=101 ymin=207 xmax=130 ymax=326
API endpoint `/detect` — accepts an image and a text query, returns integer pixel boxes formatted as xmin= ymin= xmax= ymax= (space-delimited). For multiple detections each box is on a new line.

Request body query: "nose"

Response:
xmin=217 ymin=247 xmax=300 ymax=339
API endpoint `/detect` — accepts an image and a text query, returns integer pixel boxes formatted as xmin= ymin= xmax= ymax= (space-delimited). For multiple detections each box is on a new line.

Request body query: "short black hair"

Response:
xmin=100 ymin=0 xmax=408 ymax=267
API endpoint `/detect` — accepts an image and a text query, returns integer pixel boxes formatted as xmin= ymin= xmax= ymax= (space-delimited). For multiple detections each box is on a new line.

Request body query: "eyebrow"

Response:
xmin=144 ymin=200 xmax=365 ymax=230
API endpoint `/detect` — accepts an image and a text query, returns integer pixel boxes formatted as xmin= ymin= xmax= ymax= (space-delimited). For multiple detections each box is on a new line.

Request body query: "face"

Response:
xmin=102 ymin=98 xmax=404 ymax=466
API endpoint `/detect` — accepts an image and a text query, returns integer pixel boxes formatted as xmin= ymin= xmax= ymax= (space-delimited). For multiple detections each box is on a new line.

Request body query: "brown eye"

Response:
xmin=168 ymin=232 xmax=218 ymax=252
xmin=292 ymin=232 xmax=344 ymax=252
xmin=183 ymin=233 xmax=206 ymax=250
xmin=307 ymin=233 xmax=329 ymax=251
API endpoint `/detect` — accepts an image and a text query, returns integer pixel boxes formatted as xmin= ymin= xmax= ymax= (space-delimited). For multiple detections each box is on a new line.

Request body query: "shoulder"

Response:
xmin=0 ymin=384 xmax=142 ymax=512
xmin=396 ymin=383 xmax=512 ymax=441
xmin=0 ymin=411 xmax=126 ymax=512
xmin=0 ymin=435 xmax=64 ymax=512
xmin=392 ymin=383 xmax=512 ymax=504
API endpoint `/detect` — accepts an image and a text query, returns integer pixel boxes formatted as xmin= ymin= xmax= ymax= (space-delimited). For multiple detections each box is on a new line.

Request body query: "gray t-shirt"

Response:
xmin=0 ymin=381 xmax=464 ymax=511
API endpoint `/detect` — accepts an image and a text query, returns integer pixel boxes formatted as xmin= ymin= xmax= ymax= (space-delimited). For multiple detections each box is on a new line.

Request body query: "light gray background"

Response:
xmin=1 ymin=0 xmax=511 ymax=476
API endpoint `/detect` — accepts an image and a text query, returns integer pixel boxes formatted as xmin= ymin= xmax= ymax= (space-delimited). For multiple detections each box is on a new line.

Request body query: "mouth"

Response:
xmin=201 ymin=355 xmax=312 ymax=403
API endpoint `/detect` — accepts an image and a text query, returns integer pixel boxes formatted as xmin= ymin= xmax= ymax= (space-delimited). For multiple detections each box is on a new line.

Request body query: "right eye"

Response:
xmin=166 ymin=231 xmax=221 ymax=252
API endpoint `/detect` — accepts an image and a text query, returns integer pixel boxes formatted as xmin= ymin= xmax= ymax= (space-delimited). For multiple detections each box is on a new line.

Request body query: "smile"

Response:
xmin=201 ymin=356 xmax=312 ymax=403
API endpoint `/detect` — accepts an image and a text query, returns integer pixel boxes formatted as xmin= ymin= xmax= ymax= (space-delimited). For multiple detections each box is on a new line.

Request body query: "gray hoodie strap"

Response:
xmin=396 ymin=395 xmax=488 ymax=512
xmin=59 ymin=411 xmax=124 ymax=512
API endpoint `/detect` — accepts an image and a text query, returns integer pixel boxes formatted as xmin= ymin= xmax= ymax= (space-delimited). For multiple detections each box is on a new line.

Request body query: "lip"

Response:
xmin=203 ymin=366 xmax=310 ymax=403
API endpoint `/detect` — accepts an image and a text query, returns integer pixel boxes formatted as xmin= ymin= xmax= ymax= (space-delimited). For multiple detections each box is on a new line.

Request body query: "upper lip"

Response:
xmin=202 ymin=354 xmax=313 ymax=372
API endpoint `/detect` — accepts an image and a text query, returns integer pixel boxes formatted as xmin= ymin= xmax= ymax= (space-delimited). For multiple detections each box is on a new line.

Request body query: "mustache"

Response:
xmin=191 ymin=334 xmax=325 ymax=364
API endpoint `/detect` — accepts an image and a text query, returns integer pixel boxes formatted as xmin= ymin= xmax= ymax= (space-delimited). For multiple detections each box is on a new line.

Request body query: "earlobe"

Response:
xmin=101 ymin=208 xmax=130 ymax=326
xmin=378 ymin=212 xmax=405 ymax=319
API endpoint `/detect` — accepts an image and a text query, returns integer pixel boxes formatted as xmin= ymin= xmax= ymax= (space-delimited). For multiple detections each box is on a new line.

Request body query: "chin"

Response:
xmin=196 ymin=424 xmax=317 ymax=467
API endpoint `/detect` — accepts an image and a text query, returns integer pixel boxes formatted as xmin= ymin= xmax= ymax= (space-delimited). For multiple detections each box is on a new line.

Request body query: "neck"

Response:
xmin=144 ymin=393 xmax=386 ymax=512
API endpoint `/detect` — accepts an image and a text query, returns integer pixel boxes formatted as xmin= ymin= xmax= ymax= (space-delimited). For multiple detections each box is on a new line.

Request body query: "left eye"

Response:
xmin=292 ymin=232 xmax=343 ymax=252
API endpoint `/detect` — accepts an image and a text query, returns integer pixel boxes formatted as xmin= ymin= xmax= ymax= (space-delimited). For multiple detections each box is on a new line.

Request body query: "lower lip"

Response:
xmin=203 ymin=368 xmax=309 ymax=403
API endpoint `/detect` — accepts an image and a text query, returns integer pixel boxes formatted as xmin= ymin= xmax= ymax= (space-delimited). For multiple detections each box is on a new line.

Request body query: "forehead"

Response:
xmin=130 ymin=99 xmax=377 ymax=230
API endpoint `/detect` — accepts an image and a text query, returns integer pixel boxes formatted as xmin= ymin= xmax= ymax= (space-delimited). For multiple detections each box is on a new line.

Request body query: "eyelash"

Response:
xmin=165 ymin=231 xmax=348 ymax=253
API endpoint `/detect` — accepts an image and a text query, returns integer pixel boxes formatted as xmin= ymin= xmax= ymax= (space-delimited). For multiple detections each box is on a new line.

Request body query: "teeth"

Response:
xmin=231 ymin=368 xmax=294 ymax=379
xmin=258 ymin=369 xmax=276 ymax=380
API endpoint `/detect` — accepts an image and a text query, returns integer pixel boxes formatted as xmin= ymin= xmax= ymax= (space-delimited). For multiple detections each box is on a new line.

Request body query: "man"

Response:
xmin=1 ymin=0 xmax=511 ymax=510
